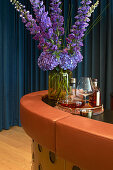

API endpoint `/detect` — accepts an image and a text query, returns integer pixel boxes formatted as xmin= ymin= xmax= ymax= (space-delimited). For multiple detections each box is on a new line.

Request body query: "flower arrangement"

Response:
xmin=10 ymin=0 xmax=99 ymax=100
xmin=10 ymin=0 xmax=99 ymax=71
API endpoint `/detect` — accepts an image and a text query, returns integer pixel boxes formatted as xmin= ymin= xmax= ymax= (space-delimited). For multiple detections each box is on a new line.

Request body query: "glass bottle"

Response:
xmin=69 ymin=78 xmax=84 ymax=108
xmin=59 ymin=77 xmax=85 ymax=109
xmin=89 ymin=79 xmax=101 ymax=107
xmin=69 ymin=78 xmax=76 ymax=100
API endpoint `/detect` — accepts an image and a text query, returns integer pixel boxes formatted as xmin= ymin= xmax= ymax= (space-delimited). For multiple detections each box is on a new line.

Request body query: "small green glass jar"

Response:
xmin=48 ymin=68 xmax=72 ymax=101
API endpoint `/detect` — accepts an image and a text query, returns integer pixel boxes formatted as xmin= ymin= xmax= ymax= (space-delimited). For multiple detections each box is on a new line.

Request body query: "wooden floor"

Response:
xmin=0 ymin=126 xmax=32 ymax=170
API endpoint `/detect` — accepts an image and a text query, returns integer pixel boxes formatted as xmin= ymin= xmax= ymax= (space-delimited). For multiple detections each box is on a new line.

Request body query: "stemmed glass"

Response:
xmin=77 ymin=77 xmax=94 ymax=105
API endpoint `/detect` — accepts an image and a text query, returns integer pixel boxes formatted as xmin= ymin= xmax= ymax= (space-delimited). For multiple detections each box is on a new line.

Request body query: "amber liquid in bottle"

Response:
xmin=60 ymin=99 xmax=84 ymax=108
xmin=89 ymin=79 xmax=101 ymax=107
xmin=60 ymin=78 xmax=84 ymax=108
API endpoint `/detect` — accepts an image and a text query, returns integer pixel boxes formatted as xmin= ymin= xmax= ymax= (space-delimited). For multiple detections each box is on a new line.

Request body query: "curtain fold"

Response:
xmin=0 ymin=0 xmax=113 ymax=130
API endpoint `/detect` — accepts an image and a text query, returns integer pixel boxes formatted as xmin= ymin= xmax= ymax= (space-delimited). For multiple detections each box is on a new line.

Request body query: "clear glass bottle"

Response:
xmin=89 ymin=79 xmax=101 ymax=107
xmin=69 ymin=78 xmax=76 ymax=99
xmin=69 ymin=78 xmax=84 ymax=108
xmin=58 ymin=78 xmax=76 ymax=108
xmin=59 ymin=78 xmax=85 ymax=108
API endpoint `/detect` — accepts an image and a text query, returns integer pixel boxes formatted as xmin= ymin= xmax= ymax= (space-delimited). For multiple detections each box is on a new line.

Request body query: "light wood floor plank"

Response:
xmin=0 ymin=126 xmax=31 ymax=170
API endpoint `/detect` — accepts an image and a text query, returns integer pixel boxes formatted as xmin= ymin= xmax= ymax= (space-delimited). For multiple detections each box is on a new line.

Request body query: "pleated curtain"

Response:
xmin=0 ymin=0 xmax=113 ymax=130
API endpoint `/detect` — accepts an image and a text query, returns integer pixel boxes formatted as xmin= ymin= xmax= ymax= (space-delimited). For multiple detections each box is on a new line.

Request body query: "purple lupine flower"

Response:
xmin=22 ymin=17 xmax=27 ymax=23
xmin=11 ymin=0 xmax=98 ymax=71
xmin=38 ymin=51 xmax=59 ymax=71
xmin=30 ymin=0 xmax=43 ymax=21
xmin=25 ymin=22 xmax=31 ymax=27
xmin=63 ymin=48 xmax=68 ymax=54
xmin=66 ymin=0 xmax=92 ymax=55
xmin=51 ymin=45 xmax=58 ymax=51
xmin=26 ymin=14 xmax=33 ymax=21
xmin=86 ymin=1 xmax=92 ymax=5
xmin=50 ymin=0 xmax=64 ymax=47
xmin=48 ymin=28 xmax=54 ymax=38
xmin=29 ymin=0 xmax=55 ymax=50
xmin=66 ymin=38 xmax=72 ymax=44
xmin=29 ymin=0 xmax=52 ymax=32
xmin=40 ymin=12 xmax=52 ymax=30
xmin=19 ymin=8 xmax=40 ymax=36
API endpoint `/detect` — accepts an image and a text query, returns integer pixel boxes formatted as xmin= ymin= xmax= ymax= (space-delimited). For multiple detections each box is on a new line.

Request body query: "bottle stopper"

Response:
xmin=70 ymin=78 xmax=76 ymax=84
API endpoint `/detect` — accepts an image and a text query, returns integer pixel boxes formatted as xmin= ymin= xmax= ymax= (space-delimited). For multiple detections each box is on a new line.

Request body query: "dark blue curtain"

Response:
xmin=0 ymin=0 xmax=113 ymax=130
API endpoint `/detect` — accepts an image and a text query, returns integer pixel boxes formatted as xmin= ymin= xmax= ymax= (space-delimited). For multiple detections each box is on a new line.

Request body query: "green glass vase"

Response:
xmin=48 ymin=68 xmax=72 ymax=101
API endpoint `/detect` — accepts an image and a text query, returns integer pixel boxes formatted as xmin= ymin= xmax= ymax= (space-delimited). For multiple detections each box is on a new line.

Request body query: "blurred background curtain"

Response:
xmin=0 ymin=0 xmax=113 ymax=130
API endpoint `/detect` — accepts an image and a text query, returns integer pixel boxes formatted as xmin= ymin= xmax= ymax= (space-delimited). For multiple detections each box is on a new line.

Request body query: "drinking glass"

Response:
xmin=77 ymin=77 xmax=94 ymax=104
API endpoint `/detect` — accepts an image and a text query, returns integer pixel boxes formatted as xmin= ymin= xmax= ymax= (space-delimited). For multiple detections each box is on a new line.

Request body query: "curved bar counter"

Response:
xmin=20 ymin=91 xmax=113 ymax=170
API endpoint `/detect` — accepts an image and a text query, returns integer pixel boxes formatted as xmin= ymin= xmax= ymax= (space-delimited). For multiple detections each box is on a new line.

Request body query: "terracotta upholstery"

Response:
xmin=20 ymin=91 xmax=70 ymax=151
xmin=56 ymin=115 xmax=113 ymax=170
xmin=20 ymin=90 xmax=113 ymax=170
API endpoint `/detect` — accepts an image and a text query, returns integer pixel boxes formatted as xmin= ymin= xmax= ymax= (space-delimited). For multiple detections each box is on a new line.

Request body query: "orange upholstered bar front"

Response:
xmin=20 ymin=91 xmax=113 ymax=170
xmin=20 ymin=91 xmax=70 ymax=152
xmin=56 ymin=115 xmax=113 ymax=170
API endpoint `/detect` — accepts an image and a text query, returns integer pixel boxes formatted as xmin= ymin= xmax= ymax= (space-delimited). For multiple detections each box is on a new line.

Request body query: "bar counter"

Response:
xmin=20 ymin=90 xmax=113 ymax=170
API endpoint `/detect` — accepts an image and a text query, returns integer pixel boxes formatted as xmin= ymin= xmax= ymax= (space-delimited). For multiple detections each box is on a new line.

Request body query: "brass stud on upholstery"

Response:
xmin=72 ymin=165 xmax=80 ymax=170
xmin=38 ymin=144 xmax=42 ymax=152
xmin=38 ymin=164 xmax=42 ymax=170
xmin=49 ymin=151 xmax=56 ymax=163
xmin=32 ymin=152 xmax=34 ymax=162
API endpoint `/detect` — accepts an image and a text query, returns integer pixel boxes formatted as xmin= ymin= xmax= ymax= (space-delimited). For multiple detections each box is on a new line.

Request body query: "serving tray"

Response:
xmin=56 ymin=103 xmax=104 ymax=116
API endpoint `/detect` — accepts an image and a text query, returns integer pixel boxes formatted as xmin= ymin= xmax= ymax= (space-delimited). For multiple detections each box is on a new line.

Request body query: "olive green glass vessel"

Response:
xmin=48 ymin=68 xmax=72 ymax=101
